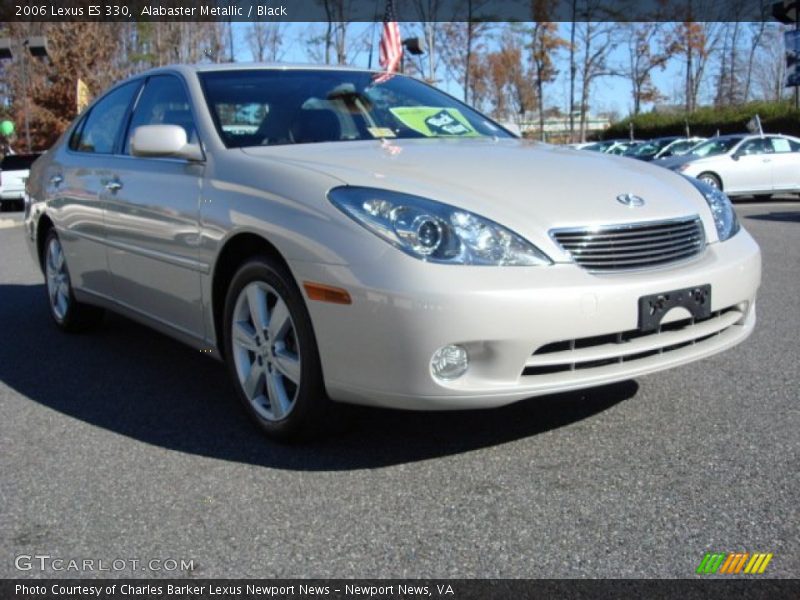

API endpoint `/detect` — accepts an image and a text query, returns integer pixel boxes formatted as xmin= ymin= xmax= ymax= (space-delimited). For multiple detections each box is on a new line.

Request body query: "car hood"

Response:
xmin=242 ymin=138 xmax=716 ymax=252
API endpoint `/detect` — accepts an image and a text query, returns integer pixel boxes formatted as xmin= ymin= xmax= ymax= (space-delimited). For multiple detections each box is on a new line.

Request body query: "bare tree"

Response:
xmin=576 ymin=19 xmax=619 ymax=141
xmin=247 ymin=22 xmax=286 ymax=62
xmin=671 ymin=21 xmax=722 ymax=112
xmin=623 ymin=23 xmax=674 ymax=114
xmin=568 ymin=0 xmax=578 ymax=141
xmin=743 ymin=18 xmax=771 ymax=101
xmin=752 ymin=24 xmax=788 ymax=102
xmin=440 ymin=19 xmax=491 ymax=104
xmin=315 ymin=0 xmax=357 ymax=65
xmin=529 ymin=18 xmax=568 ymax=140
xmin=408 ymin=0 xmax=449 ymax=83
xmin=714 ymin=20 xmax=746 ymax=106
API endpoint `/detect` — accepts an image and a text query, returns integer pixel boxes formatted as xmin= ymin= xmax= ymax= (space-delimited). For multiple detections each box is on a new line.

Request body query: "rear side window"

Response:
xmin=770 ymin=137 xmax=800 ymax=153
xmin=124 ymin=75 xmax=197 ymax=154
xmin=71 ymin=81 xmax=141 ymax=154
xmin=0 ymin=154 xmax=40 ymax=170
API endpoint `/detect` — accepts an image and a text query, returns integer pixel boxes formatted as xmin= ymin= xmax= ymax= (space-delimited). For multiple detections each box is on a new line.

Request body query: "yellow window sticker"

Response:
xmin=367 ymin=127 xmax=397 ymax=138
xmin=389 ymin=107 xmax=479 ymax=137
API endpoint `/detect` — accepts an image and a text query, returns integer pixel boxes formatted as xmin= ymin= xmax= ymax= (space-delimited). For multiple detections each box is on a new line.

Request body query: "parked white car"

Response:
xmin=661 ymin=134 xmax=800 ymax=197
xmin=0 ymin=153 xmax=40 ymax=210
xmin=24 ymin=64 xmax=761 ymax=440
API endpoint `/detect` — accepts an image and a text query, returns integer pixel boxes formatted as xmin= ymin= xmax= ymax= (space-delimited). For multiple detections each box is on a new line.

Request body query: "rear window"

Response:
xmin=0 ymin=154 xmax=40 ymax=170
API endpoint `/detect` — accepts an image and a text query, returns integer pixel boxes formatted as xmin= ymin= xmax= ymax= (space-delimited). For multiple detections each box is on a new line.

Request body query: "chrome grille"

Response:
xmin=551 ymin=216 xmax=706 ymax=272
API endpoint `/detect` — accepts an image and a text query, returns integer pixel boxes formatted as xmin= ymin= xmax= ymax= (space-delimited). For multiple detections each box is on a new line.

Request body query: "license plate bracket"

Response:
xmin=638 ymin=284 xmax=711 ymax=332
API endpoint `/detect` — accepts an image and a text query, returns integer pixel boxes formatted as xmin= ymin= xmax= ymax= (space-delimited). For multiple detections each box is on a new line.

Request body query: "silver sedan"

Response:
xmin=24 ymin=64 xmax=761 ymax=440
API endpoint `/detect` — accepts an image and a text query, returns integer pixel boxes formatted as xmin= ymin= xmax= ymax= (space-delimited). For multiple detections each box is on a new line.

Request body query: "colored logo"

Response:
xmin=696 ymin=552 xmax=773 ymax=574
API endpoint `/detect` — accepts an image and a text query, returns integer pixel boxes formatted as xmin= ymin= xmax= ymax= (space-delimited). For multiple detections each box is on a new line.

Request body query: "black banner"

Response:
xmin=0 ymin=0 xmax=788 ymax=23
xmin=2 ymin=579 xmax=800 ymax=600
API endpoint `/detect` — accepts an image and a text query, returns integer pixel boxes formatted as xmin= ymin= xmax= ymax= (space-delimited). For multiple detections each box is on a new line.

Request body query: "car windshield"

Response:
xmin=689 ymin=137 xmax=742 ymax=157
xmin=199 ymin=69 xmax=513 ymax=148
xmin=663 ymin=140 xmax=697 ymax=155
xmin=628 ymin=139 xmax=673 ymax=156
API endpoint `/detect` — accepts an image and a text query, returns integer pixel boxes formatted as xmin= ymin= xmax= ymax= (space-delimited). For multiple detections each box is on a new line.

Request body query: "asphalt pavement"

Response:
xmin=1 ymin=201 xmax=798 ymax=578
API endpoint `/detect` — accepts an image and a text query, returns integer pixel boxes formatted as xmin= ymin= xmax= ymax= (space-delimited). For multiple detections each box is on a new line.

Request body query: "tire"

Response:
xmin=223 ymin=256 xmax=330 ymax=442
xmin=697 ymin=172 xmax=721 ymax=190
xmin=43 ymin=229 xmax=104 ymax=332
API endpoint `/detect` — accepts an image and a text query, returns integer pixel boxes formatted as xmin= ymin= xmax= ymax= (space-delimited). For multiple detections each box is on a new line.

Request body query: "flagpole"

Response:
xmin=367 ymin=0 xmax=380 ymax=68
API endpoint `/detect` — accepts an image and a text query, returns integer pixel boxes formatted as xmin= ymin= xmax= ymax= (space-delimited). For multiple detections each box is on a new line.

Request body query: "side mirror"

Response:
xmin=130 ymin=125 xmax=203 ymax=161
xmin=731 ymin=151 xmax=740 ymax=161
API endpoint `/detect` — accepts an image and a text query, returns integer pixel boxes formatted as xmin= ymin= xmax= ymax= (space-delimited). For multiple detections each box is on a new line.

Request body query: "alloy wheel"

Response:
xmin=45 ymin=236 xmax=70 ymax=322
xmin=231 ymin=281 xmax=302 ymax=422
xmin=699 ymin=174 xmax=720 ymax=189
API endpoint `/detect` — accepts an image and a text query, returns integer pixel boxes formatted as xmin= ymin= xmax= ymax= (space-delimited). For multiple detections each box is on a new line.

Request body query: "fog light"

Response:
xmin=431 ymin=345 xmax=469 ymax=380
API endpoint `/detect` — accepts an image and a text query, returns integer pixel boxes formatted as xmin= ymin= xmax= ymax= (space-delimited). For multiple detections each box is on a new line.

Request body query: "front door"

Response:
xmin=725 ymin=138 xmax=773 ymax=194
xmin=103 ymin=75 xmax=206 ymax=338
xmin=50 ymin=80 xmax=142 ymax=296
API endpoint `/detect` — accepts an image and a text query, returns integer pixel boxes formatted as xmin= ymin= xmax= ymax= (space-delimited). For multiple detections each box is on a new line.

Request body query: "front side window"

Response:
xmin=71 ymin=81 xmax=140 ymax=154
xmin=125 ymin=75 xmax=197 ymax=154
xmin=690 ymin=137 xmax=742 ymax=157
xmin=199 ymin=69 xmax=512 ymax=148
xmin=738 ymin=138 xmax=773 ymax=156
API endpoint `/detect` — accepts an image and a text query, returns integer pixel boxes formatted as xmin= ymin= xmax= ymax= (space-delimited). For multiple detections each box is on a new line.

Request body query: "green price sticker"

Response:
xmin=389 ymin=107 xmax=479 ymax=137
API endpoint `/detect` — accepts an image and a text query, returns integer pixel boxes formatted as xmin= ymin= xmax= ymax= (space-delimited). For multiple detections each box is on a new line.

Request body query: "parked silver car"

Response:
xmin=660 ymin=134 xmax=800 ymax=197
xmin=24 ymin=64 xmax=761 ymax=440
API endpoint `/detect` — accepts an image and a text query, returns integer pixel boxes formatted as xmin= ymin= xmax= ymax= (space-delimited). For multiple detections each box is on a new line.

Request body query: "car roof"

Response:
xmin=141 ymin=62 xmax=379 ymax=79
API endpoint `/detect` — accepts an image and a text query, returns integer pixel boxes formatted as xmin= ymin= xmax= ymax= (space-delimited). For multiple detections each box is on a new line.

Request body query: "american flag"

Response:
xmin=379 ymin=0 xmax=403 ymax=74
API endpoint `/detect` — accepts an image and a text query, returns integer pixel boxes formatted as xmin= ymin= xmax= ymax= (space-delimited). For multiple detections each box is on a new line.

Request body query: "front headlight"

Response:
xmin=686 ymin=177 xmax=740 ymax=241
xmin=328 ymin=186 xmax=552 ymax=266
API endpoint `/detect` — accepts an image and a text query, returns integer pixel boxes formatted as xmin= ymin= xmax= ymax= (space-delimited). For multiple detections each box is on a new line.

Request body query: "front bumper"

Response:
xmin=292 ymin=229 xmax=761 ymax=410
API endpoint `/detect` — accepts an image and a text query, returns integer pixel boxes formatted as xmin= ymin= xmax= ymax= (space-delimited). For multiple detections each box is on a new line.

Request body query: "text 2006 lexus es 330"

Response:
xmin=24 ymin=64 xmax=761 ymax=440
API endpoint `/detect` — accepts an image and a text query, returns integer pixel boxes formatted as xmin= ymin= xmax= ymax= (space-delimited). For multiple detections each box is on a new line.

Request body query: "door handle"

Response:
xmin=105 ymin=180 xmax=123 ymax=192
xmin=49 ymin=174 xmax=63 ymax=187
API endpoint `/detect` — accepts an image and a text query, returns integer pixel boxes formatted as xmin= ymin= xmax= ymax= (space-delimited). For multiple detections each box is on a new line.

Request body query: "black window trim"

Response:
xmin=64 ymin=71 xmax=205 ymax=162
xmin=120 ymin=72 xmax=206 ymax=161
xmin=65 ymin=78 xmax=144 ymax=157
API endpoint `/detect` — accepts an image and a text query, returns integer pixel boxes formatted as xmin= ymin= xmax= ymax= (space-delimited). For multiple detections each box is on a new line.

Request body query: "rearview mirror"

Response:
xmin=130 ymin=125 xmax=203 ymax=161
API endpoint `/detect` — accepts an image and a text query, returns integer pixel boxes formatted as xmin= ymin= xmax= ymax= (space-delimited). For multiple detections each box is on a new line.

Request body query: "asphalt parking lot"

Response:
xmin=1 ymin=201 xmax=798 ymax=579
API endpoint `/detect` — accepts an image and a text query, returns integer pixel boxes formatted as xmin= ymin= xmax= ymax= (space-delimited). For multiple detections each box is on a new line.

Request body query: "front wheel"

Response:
xmin=44 ymin=230 xmax=104 ymax=332
xmin=223 ymin=256 xmax=329 ymax=442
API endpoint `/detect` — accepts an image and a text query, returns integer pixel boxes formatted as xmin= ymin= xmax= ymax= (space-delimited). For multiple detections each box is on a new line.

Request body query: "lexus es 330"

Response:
xmin=24 ymin=64 xmax=761 ymax=440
